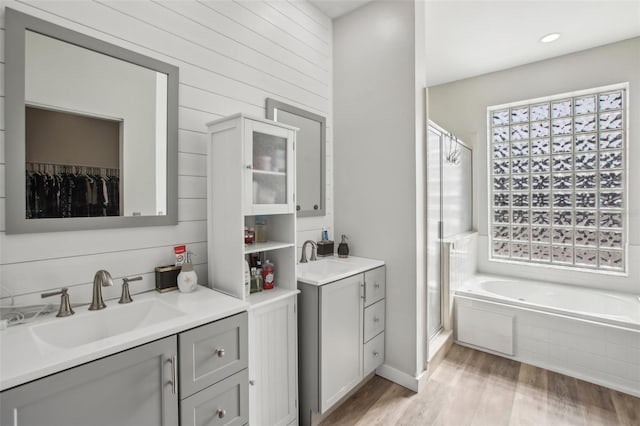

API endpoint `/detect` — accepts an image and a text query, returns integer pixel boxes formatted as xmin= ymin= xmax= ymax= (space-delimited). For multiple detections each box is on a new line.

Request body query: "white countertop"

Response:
xmin=0 ymin=286 xmax=248 ymax=391
xmin=296 ymin=255 xmax=385 ymax=286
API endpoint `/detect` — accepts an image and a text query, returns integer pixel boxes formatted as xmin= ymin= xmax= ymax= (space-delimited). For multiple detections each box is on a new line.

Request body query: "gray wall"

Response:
xmin=334 ymin=0 xmax=428 ymax=384
xmin=429 ymin=37 xmax=640 ymax=294
xmin=0 ymin=0 xmax=333 ymax=305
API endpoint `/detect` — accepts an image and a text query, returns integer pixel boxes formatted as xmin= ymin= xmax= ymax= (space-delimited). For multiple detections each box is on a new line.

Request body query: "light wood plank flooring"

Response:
xmin=320 ymin=344 xmax=640 ymax=425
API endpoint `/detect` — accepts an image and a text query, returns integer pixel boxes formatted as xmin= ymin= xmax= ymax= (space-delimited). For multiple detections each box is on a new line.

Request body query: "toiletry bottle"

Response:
xmin=244 ymin=258 xmax=251 ymax=297
xmin=251 ymin=267 xmax=263 ymax=293
xmin=338 ymin=235 xmax=349 ymax=258
xmin=262 ymin=259 xmax=275 ymax=290
xmin=256 ymin=215 xmax=268 ymax=243
xmin=177 ymin=252 xmax=198 ymax=293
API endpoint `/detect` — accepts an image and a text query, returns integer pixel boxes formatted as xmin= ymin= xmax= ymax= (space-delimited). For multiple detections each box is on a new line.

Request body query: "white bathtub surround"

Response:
xmin=455 ymin=274 xmax=640 ymax=397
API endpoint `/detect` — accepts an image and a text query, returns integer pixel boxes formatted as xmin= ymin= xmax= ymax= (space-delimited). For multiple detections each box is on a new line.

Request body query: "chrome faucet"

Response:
xmin=89 ymin=270 xmax=114 ymax=310
xmin=300 ymin=240 xmax=318 ymax=263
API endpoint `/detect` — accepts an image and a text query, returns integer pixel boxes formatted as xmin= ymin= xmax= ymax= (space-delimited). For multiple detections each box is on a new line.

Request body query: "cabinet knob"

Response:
xmin=373 ymin=316 xmax=380 ymax=323
xmin=249 ymin=380 xmax=255 ymax=386
xmin=216 ymin=408 xmax=226 ymax=419
xmin=246 ymin=164 xmax=252 ymax=169
xmin=373 ymin=351 xmax=379 ymax=357
xmin=374 ymin=282 xmax=380 ymax=289
xmin=215 ymin=348 xmax=225 ymax=358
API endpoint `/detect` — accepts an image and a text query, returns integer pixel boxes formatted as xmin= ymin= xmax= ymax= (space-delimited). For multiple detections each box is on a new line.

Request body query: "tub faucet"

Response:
xmin=89 ymin=270 xmax=114 ymax=310
xmin=300 ymin=240 xmax=318 ymax=263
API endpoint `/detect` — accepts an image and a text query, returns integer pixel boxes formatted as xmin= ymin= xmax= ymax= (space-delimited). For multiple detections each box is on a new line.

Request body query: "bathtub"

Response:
xmin=455 ymin=275 xmax=640 ymax=397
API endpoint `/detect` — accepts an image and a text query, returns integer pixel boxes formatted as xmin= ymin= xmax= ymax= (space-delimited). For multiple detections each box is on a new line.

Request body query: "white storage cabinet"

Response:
xmin=207 ymin=114 xmax=300 ymax=425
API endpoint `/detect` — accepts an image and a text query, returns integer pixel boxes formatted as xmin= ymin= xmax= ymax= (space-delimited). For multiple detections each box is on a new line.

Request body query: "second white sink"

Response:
xmin=31 ymin=299 xmax=186 ymax=349
xmin=297 ymin=256 xmax=385 ymax=286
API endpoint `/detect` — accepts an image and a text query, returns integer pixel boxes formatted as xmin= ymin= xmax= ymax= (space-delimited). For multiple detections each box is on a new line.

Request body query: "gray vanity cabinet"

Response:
xmin=0 ymin=335 xmax=179 ymax=426
xmin=298 ymin=265 xmax=386 ymax=426
xmin=1 ymin=312 xmax=249 ymax=426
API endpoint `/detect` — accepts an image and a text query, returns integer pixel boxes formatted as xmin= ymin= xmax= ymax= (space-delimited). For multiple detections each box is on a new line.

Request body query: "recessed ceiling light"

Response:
xmin=540 ymin=33 xmax=560 ymax=43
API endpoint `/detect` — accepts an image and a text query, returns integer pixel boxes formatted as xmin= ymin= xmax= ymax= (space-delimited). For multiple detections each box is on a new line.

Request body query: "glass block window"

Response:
xmin=488 ymin=86 xmax=626 ymax=272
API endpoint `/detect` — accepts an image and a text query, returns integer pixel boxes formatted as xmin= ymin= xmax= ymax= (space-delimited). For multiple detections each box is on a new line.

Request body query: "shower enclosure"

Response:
xmin=426 ymin=121 xmax=473 ymax=340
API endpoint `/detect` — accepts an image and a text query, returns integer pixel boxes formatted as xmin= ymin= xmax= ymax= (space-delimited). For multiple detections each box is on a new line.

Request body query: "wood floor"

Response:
xmin=320 ymin=344 xmax=640 ymax=426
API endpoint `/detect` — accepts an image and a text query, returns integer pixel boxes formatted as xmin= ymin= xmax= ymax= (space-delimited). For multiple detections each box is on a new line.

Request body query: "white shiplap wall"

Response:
xmin=0 ymin=0 xmax=333 ymax=305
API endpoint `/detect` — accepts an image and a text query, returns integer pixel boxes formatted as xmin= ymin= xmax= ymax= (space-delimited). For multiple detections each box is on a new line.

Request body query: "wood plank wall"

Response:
xmin=0 ymin=0 xmax=333 ymax=305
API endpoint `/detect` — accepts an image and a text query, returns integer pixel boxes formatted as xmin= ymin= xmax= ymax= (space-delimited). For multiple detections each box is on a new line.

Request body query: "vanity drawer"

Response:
xmin=181 ymin=369 xmax=248 ymax=426
xmin=363 ymin=299 xmax=385 ymax=343
xmin=179 ymin=312 xmax=248 ymax=398
xmin=363 ymin=332 xmax=385 ymax=375
xmin=364 ymin=266 xmax=385 ymax=307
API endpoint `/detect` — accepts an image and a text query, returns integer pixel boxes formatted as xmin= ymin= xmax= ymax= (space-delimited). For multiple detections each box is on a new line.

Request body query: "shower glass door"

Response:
xmin=427 ymin=127 xmax=443 ymax=339
xmin=427 ymin=122 xmax=473 ymax=341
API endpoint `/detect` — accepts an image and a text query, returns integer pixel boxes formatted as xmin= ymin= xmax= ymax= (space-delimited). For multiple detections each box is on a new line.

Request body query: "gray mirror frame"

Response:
xmin=265 ymin=98 xmax=326 ymax=217
xmin=5 ymin=8 xmax=178 ymax=234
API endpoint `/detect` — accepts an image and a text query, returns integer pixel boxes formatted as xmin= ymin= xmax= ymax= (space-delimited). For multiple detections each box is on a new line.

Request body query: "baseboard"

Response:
xmin=376 ymin=364 xmax=424 ymax=393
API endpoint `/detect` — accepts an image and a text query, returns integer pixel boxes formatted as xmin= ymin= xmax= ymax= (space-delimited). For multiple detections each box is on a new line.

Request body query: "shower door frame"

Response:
xmin=427 ymin=120 xmax=473 ymax=341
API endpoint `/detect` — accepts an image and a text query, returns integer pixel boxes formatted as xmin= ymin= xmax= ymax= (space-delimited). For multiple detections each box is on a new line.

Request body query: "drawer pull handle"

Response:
xmin=216 ymin=408 xmax=226 ymax=419
xmin=169 ymin=355 xmax=178 ymax=395
xmin=215 ymin=348 xmax=226 ymax=358
xmin=373 ymin=316 xmax=380 ymax=323
xmin=373 ymin=351 xmax=380 ymax=357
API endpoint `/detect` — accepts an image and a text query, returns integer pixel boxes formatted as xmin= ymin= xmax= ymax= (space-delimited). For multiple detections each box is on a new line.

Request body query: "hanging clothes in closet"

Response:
xmin=25 ymin=163 xmax=120 ymax=219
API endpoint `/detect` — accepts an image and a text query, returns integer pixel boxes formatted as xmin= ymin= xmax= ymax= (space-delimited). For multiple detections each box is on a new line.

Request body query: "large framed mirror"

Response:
xmin=5 ymin=8 xmax=178 ymax=233
xmin=266 ymin=98 xmax=326 ymax=217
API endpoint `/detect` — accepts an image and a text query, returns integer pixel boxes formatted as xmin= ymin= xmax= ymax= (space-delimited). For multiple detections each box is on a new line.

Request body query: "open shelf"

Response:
xmin=252 ymin=169 xmax=286 ymax=177
xmin=244 ymin=241 xmax=294 ymax=254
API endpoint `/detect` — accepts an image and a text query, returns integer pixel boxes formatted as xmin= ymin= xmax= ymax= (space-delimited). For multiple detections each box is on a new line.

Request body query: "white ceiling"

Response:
xmin=309 ymin=0 xmax=640 ymax=86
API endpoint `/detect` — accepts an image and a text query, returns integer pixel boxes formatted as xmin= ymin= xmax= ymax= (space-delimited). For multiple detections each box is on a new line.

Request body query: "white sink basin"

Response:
xmin=31 ymin=299 xmax=186 ymax=349
xmin=298 ymin=259 xmax=355 ymax=277
xmin=297 ymin=256 xmax=385 ymax=286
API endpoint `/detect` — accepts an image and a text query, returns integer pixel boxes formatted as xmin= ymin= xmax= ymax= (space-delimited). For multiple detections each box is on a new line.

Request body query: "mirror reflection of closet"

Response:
xmin=25 ymin=106 xmax=122 ymax=218
xmin=5 ymin=8 xmax=179 ymax=233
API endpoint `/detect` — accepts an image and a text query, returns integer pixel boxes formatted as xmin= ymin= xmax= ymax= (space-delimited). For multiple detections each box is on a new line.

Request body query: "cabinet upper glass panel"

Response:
xmin=252 ymin=132 xmax=288 ymax=205
xmin=242 ymin=118 xmax=295 ymax=215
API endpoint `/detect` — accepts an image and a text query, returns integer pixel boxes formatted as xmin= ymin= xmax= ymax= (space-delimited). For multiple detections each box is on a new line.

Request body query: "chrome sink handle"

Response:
xmin=89 ymin=270 xmax=114 ymax=310
xmin=41 ymin=288 xmax=74 ymax=317
xmin=119 ymin=276 xmax=142 ymax=304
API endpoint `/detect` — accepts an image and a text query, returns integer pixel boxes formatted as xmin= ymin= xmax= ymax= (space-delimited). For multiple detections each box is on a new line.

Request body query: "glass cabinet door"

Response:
xmin=244 ymin=119 xmax=295 ymax=214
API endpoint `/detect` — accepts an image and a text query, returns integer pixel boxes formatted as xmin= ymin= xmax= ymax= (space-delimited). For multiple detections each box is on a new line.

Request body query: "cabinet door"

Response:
xmin=243 ymin=119 xmax=295 ymax=215
xmin=249 ymin=295 xmax=298 ymax=426
xmin=0 ymin=336 xmax=178 ymax=426
xmin=319 ymin=274 xmax=364 ymax=413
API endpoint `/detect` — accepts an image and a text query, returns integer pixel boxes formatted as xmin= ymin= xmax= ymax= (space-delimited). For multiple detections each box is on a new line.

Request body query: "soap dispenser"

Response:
xmin=177 ymin=252 xmax=198 ymax=293
xmin=338 ymin=234 xmax=349 ymax=258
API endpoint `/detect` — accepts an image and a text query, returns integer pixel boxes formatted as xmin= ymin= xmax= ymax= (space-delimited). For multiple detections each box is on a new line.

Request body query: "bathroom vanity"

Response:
xmin=297 ymin=256 xmax=386 ymax=426
xmin=0 ymin=288 xmax=248 ymax=426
